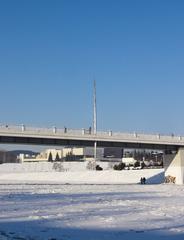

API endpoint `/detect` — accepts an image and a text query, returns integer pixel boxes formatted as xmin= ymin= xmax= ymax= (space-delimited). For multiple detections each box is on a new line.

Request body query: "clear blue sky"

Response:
xmin=1 ymin=0 xmax=184 ymax=135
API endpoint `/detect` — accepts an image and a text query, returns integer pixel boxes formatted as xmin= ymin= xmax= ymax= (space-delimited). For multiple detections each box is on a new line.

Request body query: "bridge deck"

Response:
xmin=0 ymin=124 xmax=183 ymax=149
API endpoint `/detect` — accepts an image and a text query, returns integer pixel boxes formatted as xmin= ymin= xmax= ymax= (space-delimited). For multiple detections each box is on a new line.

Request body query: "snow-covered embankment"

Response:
xmin=0 ymin=163 xmax=164 ymax=184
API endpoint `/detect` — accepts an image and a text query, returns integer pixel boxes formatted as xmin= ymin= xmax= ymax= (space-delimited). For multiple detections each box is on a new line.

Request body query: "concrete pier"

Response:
xmin=164 ymin=148 xmax=184 ymax=184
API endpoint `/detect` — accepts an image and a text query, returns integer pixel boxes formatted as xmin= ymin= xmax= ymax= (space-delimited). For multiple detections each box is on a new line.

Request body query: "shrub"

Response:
xmin=113 ymin=162 xmax=126 ymax=170
xmin=86 ymin=160 xmax=96 ymax=170
xmin=96 ymin=165 xmax=103 ymax=171
xmin=52 ymin=162 xmax=65 ymax=172
xmin=140 ymin=161 xmax=145 ymax=169
xmin=134 ymin=161 xmax=140 ymax=168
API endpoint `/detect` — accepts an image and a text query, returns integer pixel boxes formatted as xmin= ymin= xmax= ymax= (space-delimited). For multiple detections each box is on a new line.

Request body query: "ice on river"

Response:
xmin=0 ymin=183 xmax=184 ymax=240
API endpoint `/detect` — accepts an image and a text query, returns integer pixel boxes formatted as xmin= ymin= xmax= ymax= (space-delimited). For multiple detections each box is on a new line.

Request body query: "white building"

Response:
xmin=122 ymin=157 xmax=137 ymax=166
xmin=62 ymin=147 xmax=104 ymax=160
xmin=18 ymin=153 xmax=47 ymax=163
xmin=18 ymin=147 xmax=104 ymax=163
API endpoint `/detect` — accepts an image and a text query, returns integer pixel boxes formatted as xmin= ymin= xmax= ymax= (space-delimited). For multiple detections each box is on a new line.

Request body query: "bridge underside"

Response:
xmin=0 ymin=135 xmax=179 ymax=151
xmin=1 ymin=135 xmax=184 ymax=184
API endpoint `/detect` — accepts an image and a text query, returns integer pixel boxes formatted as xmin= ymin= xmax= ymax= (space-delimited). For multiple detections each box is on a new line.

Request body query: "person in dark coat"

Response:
xmin=142 ymin=177 xmax=146 ymax=184
xmin=140 ymin=177 xmax=143 ymax=184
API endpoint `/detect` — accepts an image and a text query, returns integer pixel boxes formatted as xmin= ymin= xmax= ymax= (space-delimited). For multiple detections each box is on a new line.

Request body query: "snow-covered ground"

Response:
xmin=0 ymin=163 xmax=164 ymax=184
xmin=0 ymin=162 xmax=117 ymax=173
xmin=0 ymin=169 xmax=164 ymax=185
xmin=0 ymin=164 xmax=181 ymax=239
xmin=0 ymin=183 xmax=184 ymax=240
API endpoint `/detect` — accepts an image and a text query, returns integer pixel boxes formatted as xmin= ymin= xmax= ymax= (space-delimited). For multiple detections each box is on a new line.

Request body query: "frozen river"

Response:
xmin=0 ymin=183 xmax=184 ymax=240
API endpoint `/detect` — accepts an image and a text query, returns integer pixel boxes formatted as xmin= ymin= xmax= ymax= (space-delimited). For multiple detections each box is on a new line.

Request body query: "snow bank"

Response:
xmin=0 ymin=161 xmax=118 ymax=173
xmin=0 ymin=163 xmax=164 ymax=184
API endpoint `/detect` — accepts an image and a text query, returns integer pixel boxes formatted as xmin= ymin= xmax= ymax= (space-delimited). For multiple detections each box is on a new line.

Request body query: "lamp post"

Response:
xmin=93 ymin=80 xmax=97 ymax=161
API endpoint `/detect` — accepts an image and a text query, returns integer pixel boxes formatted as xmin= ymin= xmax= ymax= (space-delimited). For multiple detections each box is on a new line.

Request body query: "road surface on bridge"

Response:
xmin=0 ymin=124 xmax=183 ymax=150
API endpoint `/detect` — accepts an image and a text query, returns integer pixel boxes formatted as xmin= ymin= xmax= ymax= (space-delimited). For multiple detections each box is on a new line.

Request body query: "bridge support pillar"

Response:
xmin=163 ymin=148 xmax=184 ymax=184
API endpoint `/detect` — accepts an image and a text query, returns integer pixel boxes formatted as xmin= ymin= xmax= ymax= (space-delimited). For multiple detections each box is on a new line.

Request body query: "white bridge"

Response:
xmin=0 ymin=124 xmax=184 ymax=184
xmin=0 ymin=124 xmax=183 ymax=149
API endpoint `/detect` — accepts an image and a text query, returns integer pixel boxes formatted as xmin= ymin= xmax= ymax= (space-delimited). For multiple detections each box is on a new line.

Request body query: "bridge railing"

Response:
xmin=0 ymin=125 xmax=89 ymax=136
xmin=111 ymin=131 xmax=182 ymax=143
xmin=0 ymin=124 xmax=183 ymax=144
